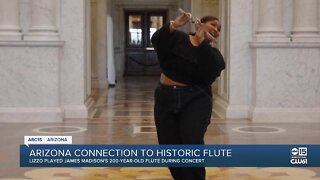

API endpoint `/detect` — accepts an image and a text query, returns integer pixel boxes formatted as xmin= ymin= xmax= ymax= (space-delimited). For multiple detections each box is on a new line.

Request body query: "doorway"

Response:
xmin=124 ymin=10 xmax=167 ymax=76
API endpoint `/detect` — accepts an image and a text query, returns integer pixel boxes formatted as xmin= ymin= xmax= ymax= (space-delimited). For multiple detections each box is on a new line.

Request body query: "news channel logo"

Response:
xmin=290 ymin=147 xmax=307 ymax=165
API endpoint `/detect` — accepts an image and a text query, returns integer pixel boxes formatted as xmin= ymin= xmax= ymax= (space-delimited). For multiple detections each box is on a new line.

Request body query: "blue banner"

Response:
xmin=20 ymin=144 xmax=320 ymax=167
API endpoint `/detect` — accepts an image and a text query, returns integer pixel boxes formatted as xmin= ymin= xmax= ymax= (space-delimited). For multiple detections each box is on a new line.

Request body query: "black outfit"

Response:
xmin=151 ymin=23 xmax=225 ymax=180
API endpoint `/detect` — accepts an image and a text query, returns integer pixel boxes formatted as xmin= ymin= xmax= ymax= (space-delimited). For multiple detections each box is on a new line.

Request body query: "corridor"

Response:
xmin=0 ymin=76 xmax=320 ymax=179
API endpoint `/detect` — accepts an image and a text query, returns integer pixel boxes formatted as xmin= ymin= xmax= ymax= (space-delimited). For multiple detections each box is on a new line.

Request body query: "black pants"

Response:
xmin=154 ymin=83 xmax=212 ymax=180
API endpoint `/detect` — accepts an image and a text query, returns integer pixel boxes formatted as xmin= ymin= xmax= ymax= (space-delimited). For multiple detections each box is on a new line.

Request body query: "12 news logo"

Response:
xmin=290 ymin=147 xmax=307 ymax=165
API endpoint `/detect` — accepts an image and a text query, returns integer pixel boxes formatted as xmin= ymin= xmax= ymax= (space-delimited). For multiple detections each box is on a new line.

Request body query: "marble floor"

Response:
xmin=0 ymin=76 xmax=320 ymax=180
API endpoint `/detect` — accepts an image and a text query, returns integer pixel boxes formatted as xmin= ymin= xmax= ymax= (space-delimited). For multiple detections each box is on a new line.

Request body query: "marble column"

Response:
xmin=24 ymin=0 xmax=59 ymax=41
xmin=0 ymin=0 xmax=22 ymax=40
xmin=107 ymin=15 xmax=116 ymax=86
xmin=255 ymin=0 xmax=289 ymax=42
xmin=291 ymin=0 xmax=320 ymax=42
xmin=91 ymin=0 xmax=108 ymax=88
xmin=90 ymin=0 xmax=98 ymax=85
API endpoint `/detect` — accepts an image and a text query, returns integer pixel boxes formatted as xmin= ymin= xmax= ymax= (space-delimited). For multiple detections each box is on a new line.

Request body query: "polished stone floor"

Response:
xmin=0 ymin=76 xmax=320 ymax=180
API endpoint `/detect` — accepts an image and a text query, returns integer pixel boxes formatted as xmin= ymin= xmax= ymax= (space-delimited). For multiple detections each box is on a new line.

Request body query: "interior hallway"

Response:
xmin=0 ymin=76 xmax=320 ymax=180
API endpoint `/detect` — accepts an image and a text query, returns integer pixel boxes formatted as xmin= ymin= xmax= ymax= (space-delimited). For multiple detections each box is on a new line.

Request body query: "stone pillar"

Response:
xmin=255 ymin=0 xmax=289 ymax=42
xmin=91 ymin=0 xmax=108 ymax=88
xmin=291 ymin=0 xmax=320 ymax=42
xmin=0 ymin=0 xmax=22 ymax=40
xmin=107 ymin=15 xmax=116 ymax=86
xmin=24 ymin=0 xmax=59 ymax=41
xmin=90 ymin=0 xmax=98 ymax=85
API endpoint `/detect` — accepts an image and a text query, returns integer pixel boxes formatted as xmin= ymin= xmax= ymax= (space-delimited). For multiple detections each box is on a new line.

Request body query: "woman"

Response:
xmin=151 ymin=11 xmax=225 ymax=180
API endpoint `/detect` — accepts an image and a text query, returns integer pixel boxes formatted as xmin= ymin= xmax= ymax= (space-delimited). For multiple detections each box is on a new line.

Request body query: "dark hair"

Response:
xmin=200 ymin=16 xmax=221 ymax=31
xmin=200 ymin=16 xmax=219 ymax=23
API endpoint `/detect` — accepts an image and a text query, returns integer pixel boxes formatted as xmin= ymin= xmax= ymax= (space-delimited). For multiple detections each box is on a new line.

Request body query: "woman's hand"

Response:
xmin=195 ymin=19 xmax=206 ymax=43
xmin=195 ymin=19 xmax=217 ymax=45
xmin=170 ymin=10 xmax=192 ymax=31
